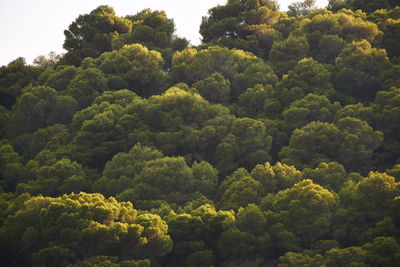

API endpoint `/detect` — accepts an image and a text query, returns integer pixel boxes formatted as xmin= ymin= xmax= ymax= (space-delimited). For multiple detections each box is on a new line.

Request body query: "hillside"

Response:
xmin=1 ymin=0 xmax=400 ymax=266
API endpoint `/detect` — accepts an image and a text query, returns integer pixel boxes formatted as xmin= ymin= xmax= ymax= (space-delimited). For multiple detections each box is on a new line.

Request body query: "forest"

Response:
xmin=0 ymin=0 xmax=400 ymax=266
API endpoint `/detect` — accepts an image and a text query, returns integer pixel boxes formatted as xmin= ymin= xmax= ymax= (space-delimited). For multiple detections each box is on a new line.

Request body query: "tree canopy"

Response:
xmin=1 ymin=2 xmax=400 ymax=266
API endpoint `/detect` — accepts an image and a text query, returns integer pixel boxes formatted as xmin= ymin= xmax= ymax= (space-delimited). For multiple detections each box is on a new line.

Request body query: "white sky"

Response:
xmin=0 ymin=0 xmax=328 ymax=66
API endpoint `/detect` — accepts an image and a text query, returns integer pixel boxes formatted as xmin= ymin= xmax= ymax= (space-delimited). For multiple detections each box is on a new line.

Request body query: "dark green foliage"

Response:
xmin=62 ymin=6 xmax=132 ymax=66
xmin=371 ymin=7 xmax=400 ymax=59
xmin=41 ymin=65 xmax=77 ymax=91
xmin=163 ymin=214 xmax=211 ymax=266
xmin=220 ymin=176 xmax=264 ymax=210
xmin=303 ymin=162 xmax=350 ymax=191
xmin=285 ymin=58 xmax=334 ymax=95
xmin=281 ymin=93 xmax=340 ymax=133
xmin=216 ymin=117 xmax=272 ymax=175
xmin=347 ymin=0 xmax=398 ymax=13
xmin=301 ymin=9 xmax=381 ymax=60
xmin=0 ymin=192 xmax=172 ymax=266
xmin=11 ymin=86 xmax=78 ymax=135
xmin=1 ymin=3 xmax=400 ymax=267
xmin=192 ymin=73 xmax=231 ymax=105
xmin=269 ymin=35 xmax=309 ymax=76
xmin=333 ymin=40 xmax=391 ymax=103
xmin=67 ymin=256 xmax=151 ymax=267
xmin=65 ymin=67 xmax=108 ymax=108
xmin=117 ymin=156 xmax=215 ymax=209
xmin=170 ymin=46 xmax=278 ymax=99
xmin=279 ymin=121 xmax=342 ymax=169
xmin=93 ymin=144 xmax=163 ymax=197
xmin=279 ymin=236 xmax=400 ymax=266
xmin=218 ymin=204 xmax=272 ymax=266
xmin=0 ymin=142 xmax=26 ymax=191
xmin=250 ymin=162 xmax=303 ymax=193
xmin=17 ymin=152 xmax=90 ymax=196
xmin=200 ymin=0 xmax=285 ymax=59
xmin=260 ymin=179 xmax=338 ymax=247
xmin=280 ymin=119 xmax=383 ymax=171
xmin=70 ymin=102 xmax=126 ymax=168
xmin=237 ymin=84 xmax=273 ymax=117
xmin=113 ymin=9 xmax=189 ymax=66
xmin=61 ymin=6 xmax=187 ymax=67
xmin=373 ymin=87 xmax=400 ymax=166
xmin=0 ymin=58 xmax=42 ymax=108
xmin=83 ymin=43 xmax=167 ymax=96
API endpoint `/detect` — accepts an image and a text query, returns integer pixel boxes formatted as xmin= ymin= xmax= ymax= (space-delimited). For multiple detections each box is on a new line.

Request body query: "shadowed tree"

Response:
xmin=62 ymin=5 xmax=132 ymax=66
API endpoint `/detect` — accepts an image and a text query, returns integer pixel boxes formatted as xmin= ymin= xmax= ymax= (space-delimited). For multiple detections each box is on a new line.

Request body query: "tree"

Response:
xmin=288 ymin=0 xmax=317 ymax=17
xmin=66 ymin=257 xmax=151 ymax=267
xmin=33 ymin=52 xmax=62 ymax=70
xmin=11 ymin=86 xmax=78 ymax=135
xmin=300 ymin=10 xmax=381 ymax=60
xmin=334 ymin=103 xmax=375 ymax=125
xmin=32 ymin=246 xmax=76 ymax=267
xmin=314 ymin=34 xmax=346 ymax=63
xmin=0 ymin=142 xmax=26 ymax=191
xmin=103 ymin=144 xmax=163 ymax=180
xmin=120 ymin=86 xmax=229 ymax=158
xmin=333 ymin=40 xmax=391 ymax=103
xmin=118 ymin=156 xmax=197 ymax=209
xmin=279 ymin=118 xmax=383 ymax=171
xmin=216 ymin=117 xmax=272 ymax=175
xmin=93 ymin=144 xmax=163 ymax=196
xmin=93 ymin=89 xmax=139 ymax=106
xmin=279 ymin=121 xmax=342 ymax=169
xmin=220 ymin=176 xmax=265 ymax=210
xmin=276 ymin=58 xmax=335 ymax=107
xmin=0 ymin=58 xmax=42 ymax=108
xmin=62 ymin=5 xmax=132 ymax=66
xmin=87 ymin=44 xmax=167 ymax=97
xmin=250 ymin=162 xmax=303 ymax=193
xmin=373 ymin=87 xmax=400 ymax=166
xmin=269 ymin=35 xmax=309 ymax=76
xmin=327 ymin=0 xmax=349 ymax=11
xmin=348 ymin=0 xmax=397 ymax=13
xmin=192 ymin=72 xmax=231 ymax=105
xmin=0 ymin=192 xmax=172 ymax=266
xmin=260 ymin=179 xmax=338 ymax=247
xmin=237 ymin=84 xmax=273 ymax=117
xmin=163 ymin=213 xmax=212 ymax=267
xmin=65 ymin=67 xmax=108 ymax=108
xmin=279 ymin=236 xmax=400 ymax=266
xmin=2 ymin=3 xmax=400 ymax=266
xmin=336 ymin=117 xmax=383 ymax=172
xmin=70 ymin=102 xmax=126 ymax=168
xmin=200 ymin=0 xmax=285 ymax=59
xmin=303 ymin=162 xmax=349 ymax=191
xmin=18 ymin=154 xmax=90 ymax=196
xmin=112 ymin=9 xmax=189 ymax=66
xmin=41 ymin=65 xmax=77 ymax=91
xmin=378 ymin=8 xmax=400 ymax=59
xmin=334 ymin=171 xmax=398 ymax=245
xmin=170 ymin=45 xmax=277 ymax=97
xmin=373 ymin=8 xmax=400 ymax=59
xmin=218 ymin=204 xmax=271 ymax=266
xmin=232 ymin=60 xmax=278 ymax=98
xmin=281 ymin=93 xmax=340 ymax=133
xmin=357 ymin=171 xmax=396 ymax=204
xmin=363 ymin=236 xmax=400 ymax=266
xmin=0 ymin=105 xmax=10 ymax=139
xmin=191 ymin=161 xmax=219 ymax=199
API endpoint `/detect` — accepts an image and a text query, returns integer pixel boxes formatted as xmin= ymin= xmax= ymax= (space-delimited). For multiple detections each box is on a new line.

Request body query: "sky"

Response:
xmin=0 ymin=0 xmax=328 ymax=66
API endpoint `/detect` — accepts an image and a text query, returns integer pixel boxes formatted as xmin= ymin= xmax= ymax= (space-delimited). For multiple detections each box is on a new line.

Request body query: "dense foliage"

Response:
xmin=1 ymin=1 xmax=400 ymax=266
